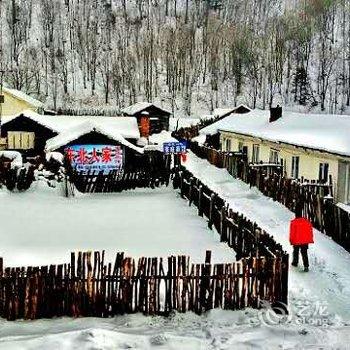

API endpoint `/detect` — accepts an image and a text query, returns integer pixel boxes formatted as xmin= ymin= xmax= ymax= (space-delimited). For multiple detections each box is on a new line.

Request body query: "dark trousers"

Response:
xmin=292 ymin=245 xmax=309 ymax=268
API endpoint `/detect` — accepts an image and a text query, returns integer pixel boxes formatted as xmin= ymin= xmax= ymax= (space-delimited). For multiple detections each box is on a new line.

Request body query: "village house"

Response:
xmin=0 ymin=110 xmax=141 ymax=159
xmin=121 ymin=102 xmax=171 ymax=135
xmin=199 ymin=108 xmax=350 ymax=206
xmin=1 ymin=87 xmax=44 ymax=116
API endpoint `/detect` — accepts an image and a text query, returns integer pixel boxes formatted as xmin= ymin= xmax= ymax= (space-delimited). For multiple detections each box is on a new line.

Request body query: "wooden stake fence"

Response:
xmin=0 ymin=251 xmax=286 ymax=321
xmin=172 ymin=167 xmax=289 ymax=308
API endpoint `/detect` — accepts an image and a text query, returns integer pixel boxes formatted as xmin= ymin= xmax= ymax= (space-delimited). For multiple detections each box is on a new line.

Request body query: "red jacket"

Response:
xmin=289 ymin=218 xmax=314 ymax=245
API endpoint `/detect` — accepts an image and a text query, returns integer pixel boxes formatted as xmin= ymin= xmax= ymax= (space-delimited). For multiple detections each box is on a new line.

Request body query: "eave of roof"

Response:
xmin=218 ymin=128 xmax=350 ymax=159
xmin=2 ymin=87 xmax=44 ymax=108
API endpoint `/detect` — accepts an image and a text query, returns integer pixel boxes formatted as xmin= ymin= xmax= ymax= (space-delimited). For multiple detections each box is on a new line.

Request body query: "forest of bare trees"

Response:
xmin=1 ymin=0 xmax=350 ymax=115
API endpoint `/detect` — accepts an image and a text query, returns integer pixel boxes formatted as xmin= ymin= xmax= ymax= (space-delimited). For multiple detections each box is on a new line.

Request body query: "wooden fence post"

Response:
xmin=180 ymin=172 xmax=185 ymax=198
xmin=220 ymin=206 xmax=227 ymax=242
xmin=208 ymin=193 xmax=216 ymax=229
xmin=188 ymin=177 xmax=193 ymax=206
xmin=198 ymin=185 xmax=204 ymax=217
xmin=280 ymin=254 xmax=289 ymax=307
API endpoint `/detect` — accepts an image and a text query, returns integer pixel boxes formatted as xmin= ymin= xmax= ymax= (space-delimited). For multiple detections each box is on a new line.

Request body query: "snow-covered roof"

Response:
xmin=169 ymin=117 xmax=202 ymax=131
xmin=200 ymin=109 xmax=268 ymax=136
xmin=3 ymin=87 xmax=44 ymax=109
xmin=2 ymin=110 xmax=140 ymax=140
xmin=201 ymin=109 xmax=350 ymax=158
xmin=192 ymin=134 xmax=207 ymax=145
xmin=213 ymin=104 xmax=251 ymax=118
xmin=45 ymin=121 xmax=144 ymax=153
xmin=121 ymin=102 xmax=171 ymax=115
xmin=144 ymin=131 xmax=178 ymax=152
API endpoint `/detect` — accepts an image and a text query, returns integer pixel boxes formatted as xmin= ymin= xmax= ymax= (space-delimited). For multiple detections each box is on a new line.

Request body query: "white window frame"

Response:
xmin=252 ymin=144 xmax=260 ymax=164
xmin=345 ymin=164 xmax=350 ymax=204
xmin=225 ymin=138 xmax=231 ymax=152
xmin=269 ymin=149 xmax=279 ymax=164
xmin=291 ymin=156 xmax=300 ymax=179
xmin=319 ymin=163 xmax=329 ymax=183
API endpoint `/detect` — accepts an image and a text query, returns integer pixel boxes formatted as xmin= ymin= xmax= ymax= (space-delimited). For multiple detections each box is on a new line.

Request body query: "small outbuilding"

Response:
xmin=1 ymin=110 xmax=140 ymax=156
xmin=121 ymin=102 xmax=171 ymax=135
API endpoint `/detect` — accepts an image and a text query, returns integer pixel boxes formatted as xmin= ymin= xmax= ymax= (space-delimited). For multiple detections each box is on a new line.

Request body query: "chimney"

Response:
xmin=269 ymin=105 xmax=282 ymax=123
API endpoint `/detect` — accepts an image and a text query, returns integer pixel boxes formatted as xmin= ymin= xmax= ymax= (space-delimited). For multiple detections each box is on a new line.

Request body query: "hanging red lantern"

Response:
xmin=181 ymin=152 xmax=187 ymax=163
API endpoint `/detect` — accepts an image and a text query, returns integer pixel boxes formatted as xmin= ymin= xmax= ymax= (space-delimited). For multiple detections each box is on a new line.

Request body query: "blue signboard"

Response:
xmin=163 ymin=141 xmax=187 ymax=155
xmin=65 ymin=144 xmax=124 ymax=174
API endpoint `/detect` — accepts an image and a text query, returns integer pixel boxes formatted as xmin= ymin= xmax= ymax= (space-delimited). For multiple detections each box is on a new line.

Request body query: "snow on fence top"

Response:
xmin=0 ymin=151 xmax=23 ymax=168
xmin=45 ymin=121 xmax=144 ymax=153
xmin=200 ymin=109 xmax=350 ymax=158
xmin=121 ymin=102 xmax=171 ymax=115
xmin=2 ymin=110 xmax=141 ymax=140
xmin=2 ymin=87 xmax=44 ymax=108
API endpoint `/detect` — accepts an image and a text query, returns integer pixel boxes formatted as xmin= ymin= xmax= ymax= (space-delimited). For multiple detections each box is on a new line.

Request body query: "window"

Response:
xmin=269 ymin=149 xmax=279 ymax=164
xmin=7 ymin=132 xmax=35 ymax=150
xmin=319 ymin=163 xmax=329 ymax=183
xmin=225 ymin=138 xmax=231 ymax=152
xmin=238 ymin=141 xmax=244 ymax=152
xmin=252 ymin=144 xmax=260 ymax=163
xmin=346 ymin=164 xmax=350 ymax=204
xmin=291 ymin=156 xmax=300 ymax=179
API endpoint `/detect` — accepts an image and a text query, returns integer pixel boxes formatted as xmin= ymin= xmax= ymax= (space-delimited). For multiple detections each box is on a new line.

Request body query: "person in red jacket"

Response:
xmin=289 ymin=204 xmax=314 ymax=272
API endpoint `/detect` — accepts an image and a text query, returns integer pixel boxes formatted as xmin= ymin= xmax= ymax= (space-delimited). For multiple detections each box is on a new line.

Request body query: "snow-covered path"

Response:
xmin=184 ymin=152 xmax=350 ymax=324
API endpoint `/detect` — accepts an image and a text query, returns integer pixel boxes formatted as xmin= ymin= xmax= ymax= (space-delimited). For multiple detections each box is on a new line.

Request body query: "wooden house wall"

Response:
xmin=1 ymin=115 xmax=57 ymax=154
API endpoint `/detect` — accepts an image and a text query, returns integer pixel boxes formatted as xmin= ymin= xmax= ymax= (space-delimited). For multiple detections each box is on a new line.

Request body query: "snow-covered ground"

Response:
xmin=0 ymin=160 xmax=350 ymax=349
xmin=0 ymin=182 xmax=234 ymax=267
xmin=0 ymin=308 xmax=349 ymax=350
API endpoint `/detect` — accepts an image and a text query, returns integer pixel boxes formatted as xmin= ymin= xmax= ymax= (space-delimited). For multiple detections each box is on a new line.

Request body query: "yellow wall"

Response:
xmin=1 ymin=91 xmax=38 ymax=116
xmin=221 ymin=132 xmax=341 ymax=190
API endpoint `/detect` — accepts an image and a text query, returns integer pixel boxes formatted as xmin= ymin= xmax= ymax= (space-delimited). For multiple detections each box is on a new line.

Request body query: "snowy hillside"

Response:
xmin=2 ymin=0 xmax=350 ymax=116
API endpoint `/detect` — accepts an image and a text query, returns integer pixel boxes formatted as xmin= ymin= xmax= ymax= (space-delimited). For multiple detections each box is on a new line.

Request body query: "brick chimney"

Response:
xmin=269 ymin=105 xmax=283 ymax=123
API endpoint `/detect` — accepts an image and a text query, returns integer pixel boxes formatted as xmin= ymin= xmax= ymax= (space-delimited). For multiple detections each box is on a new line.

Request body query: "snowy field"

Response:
xmin=0 ymin=165 xmax=350 ymax=349
xmin=0 ymin=182 xmax=234 ymax=267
